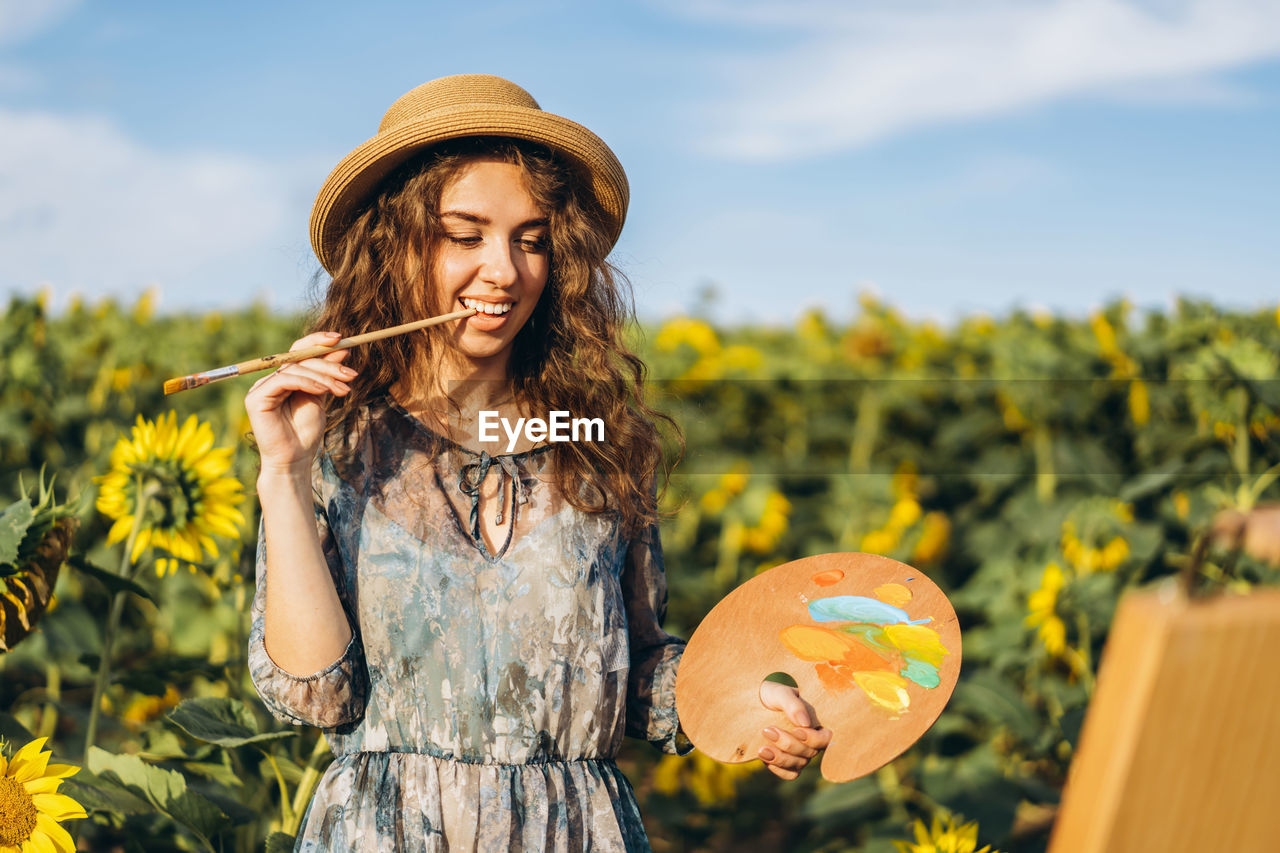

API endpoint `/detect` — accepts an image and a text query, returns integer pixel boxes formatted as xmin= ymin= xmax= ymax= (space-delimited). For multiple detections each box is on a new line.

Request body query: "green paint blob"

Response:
xmin=901 ymin=658 xmax=941 ymax=689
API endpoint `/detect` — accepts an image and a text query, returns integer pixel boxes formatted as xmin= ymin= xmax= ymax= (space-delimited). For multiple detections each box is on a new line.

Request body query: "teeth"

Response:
xmin=462 ymin=298 xmax=511 ymax=315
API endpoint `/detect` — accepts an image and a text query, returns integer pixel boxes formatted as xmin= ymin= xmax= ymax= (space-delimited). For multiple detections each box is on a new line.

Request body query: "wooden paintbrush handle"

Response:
xmin=164 ymin=307 xmax=476 ymax=394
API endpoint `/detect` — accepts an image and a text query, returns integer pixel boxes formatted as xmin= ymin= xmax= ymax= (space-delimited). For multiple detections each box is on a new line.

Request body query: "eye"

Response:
xmin=446 ymin=234 xmax=482 ymax=247
xmin=517 ymin=235 xmax=550 ymax=253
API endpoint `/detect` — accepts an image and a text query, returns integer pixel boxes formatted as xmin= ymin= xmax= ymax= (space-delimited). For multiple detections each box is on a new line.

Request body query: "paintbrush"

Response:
xmin=162 ymin=307 xmax=478 ymax=394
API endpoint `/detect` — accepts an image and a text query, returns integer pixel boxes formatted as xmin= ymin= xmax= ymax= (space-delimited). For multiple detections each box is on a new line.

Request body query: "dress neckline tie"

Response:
xmin=457 ymin=451 xmax=529 ymax=560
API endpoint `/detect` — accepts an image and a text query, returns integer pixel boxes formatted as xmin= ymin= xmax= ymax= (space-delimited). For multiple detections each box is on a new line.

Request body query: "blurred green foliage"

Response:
xmin=0 ymin=291 xmax=1277 ymax=852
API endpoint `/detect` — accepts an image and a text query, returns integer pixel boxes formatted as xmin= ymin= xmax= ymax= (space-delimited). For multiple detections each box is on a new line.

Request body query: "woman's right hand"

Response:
xmin=244 ymin=332 xmax=357 ymax=477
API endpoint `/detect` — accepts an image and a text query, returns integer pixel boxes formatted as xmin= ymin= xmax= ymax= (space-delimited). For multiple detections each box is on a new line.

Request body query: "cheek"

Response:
xmin=433 ymin=252 xmax=471 ymax=297
xmin=517 ymin=258 xmax=550 ymax=308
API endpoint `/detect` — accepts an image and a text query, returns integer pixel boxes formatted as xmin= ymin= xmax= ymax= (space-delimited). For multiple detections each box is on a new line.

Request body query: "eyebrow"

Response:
xmin=439 ymin=210 xmax=549 ymax=229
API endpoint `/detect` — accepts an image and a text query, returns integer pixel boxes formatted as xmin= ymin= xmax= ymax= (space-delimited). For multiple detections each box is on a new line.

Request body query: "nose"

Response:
xmin=479 ymin=239 xmax=519 ymax=288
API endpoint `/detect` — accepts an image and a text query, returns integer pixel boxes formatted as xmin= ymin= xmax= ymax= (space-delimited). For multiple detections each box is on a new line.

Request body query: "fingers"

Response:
xmin=797 ymin=724 xmax=833 ymax=751
xmin=762 ymin=726 xmax=817 ymax=760
xmin=272 ymin=361 xmax=353 ymax=397
xmin=249 ymin=333 xmax=358 ymax=402
xmin=289 ymin=331 xmax=343 ymax=352
xmin=757 ymin=680 xmax=831 ymax=780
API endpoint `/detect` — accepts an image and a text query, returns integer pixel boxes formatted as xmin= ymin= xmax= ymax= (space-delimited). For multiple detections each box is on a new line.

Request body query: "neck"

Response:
xmin=393 ymin=357 xmax=514 ymax=419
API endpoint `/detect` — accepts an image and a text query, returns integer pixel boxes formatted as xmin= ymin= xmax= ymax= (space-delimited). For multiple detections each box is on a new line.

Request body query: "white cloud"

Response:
xmin=0 ymin=0 xmax=80 ymax=45
xmin=677 ymin=0 xmax=1280 ymax=159
xmin=0 ymin=107 xmax=306 ymax=307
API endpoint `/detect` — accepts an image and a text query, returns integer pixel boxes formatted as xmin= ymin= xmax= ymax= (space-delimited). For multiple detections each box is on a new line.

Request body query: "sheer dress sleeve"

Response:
xmin=247 ymin=487 xmax=368 ymax=729
xmin=622 ymin=520 xmax=694 ymax=755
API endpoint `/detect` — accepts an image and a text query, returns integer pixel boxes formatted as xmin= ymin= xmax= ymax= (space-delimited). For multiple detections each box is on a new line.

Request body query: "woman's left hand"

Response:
xmin=757 ymin=680 xmax=832 ymax=779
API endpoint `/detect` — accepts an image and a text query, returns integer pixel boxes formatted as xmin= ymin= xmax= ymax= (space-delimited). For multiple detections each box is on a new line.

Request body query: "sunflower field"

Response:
xmin=1 ymin=291 xmax=1278 ymax=852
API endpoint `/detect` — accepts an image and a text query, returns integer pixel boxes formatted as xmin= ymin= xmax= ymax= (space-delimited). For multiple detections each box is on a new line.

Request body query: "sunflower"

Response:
xmin=95 ymin=412 xmax=245 ymax=576
xmin=0 ymin=737 xmax=86 ymax=853
xmin=1025 ymin=562 xmax=1067 ymax=657
xmin=1 ymin=473 xmax=77 ymax=652
xmin=893 ymin=814 xmax=997 ymax=853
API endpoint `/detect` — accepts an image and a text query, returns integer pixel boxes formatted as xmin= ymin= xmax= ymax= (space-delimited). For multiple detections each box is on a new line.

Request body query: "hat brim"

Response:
xmin=309 ymin=103 xmax=629 ymax=273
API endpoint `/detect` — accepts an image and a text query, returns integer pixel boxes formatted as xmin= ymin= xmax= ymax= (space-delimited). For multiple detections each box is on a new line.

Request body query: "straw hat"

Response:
xmin=309 ymin=74 xmax=629 ymax=273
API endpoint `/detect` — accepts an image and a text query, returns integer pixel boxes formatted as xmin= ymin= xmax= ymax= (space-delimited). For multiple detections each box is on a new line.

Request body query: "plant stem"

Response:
xmin=1034 ymin=423 xmax=1056 ymax=503
xmin=849 ymin=386 xmax=881 ymax=474
xmin=287 ymin=733 xmax=331 ymax=836
xmin=262 ymin=751 xmax=294 ymax=830
xmin=876 ymin=762 xmax=911 ymax=824
xmin=712 ymin=519 xmax=744 ymax=594
xmin=38 ymin=661 xmax=60 ymax=740
xmin=82 ymin=486 xmax=151 ymax=762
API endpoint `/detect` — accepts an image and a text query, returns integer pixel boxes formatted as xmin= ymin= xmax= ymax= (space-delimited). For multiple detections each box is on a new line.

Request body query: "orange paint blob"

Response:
xmin=838 ymin=641 xmax=901 ymax=673
xmin=811 ymin=569 xmax=845 ymax=587
xmin=779 ymin=625 xmax=860 ymax=662
xmin=815 ymin=661 xmax=858 ymax=692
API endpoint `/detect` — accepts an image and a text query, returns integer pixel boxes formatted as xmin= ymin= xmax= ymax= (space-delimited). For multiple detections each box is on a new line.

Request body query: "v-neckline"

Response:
xmin=384 ymin=397 xmax=553 ymax=562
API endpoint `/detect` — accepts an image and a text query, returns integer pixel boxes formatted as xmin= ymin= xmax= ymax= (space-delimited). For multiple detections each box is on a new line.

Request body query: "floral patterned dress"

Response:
xmin=248 ymin=397 xmax=689 ymax=852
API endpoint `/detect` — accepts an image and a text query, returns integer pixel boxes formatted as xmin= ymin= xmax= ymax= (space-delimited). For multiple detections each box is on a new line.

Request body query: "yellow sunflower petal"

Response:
xmin=1 ymin=589 xmax=30 ymax=628
xmin=25 ymin=827 xmax=57 ymax=853
xmin=106 ymin=516 xmax=134 ymax=545
xmin=30 ymin=792 xmax=87 ymax=822
xmin=194 ymin=450 xmax=232 ymax=480
xmin=173 ymin=533 xmax=200 ymax=562
xmin=7 ymin=737 xmax=51 ymax=781
xmin=39 ymin=763 xmax=77 ymax=781
xmin=200 ymin=513 xmax=239 ymax=539
xmin=130 ymin=528 xmax=153 ymax=564
xmin=173 ymin=414 xmax=200 ymax=460
xmin=21 ymin=776 xmax=62 ymax=795
xmin=34 ymin=813 xmax=77 ymax=853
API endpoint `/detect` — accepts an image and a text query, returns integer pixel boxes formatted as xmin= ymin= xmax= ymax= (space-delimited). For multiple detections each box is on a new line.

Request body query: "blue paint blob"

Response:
xmin=807 ymin=595 xmax=932 ymax=626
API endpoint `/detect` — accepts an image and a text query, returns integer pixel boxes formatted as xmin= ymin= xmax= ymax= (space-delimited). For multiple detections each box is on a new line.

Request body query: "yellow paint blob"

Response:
xmin=853 ymin=671 xmax=911 ymax=714
xmin=884 ymin=624 xmax=949 ymax=667
xmin=874 ymin=582 xmax=912 ymax=607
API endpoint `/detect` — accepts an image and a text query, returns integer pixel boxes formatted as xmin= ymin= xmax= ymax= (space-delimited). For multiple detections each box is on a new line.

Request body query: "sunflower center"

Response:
xmin=0 ymin=775 xmax=37 ymax=844
xmin=129 ymin=462 xmax=199 ymax=530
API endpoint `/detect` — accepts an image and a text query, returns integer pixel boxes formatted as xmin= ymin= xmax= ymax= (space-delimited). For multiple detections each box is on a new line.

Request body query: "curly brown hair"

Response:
xmin=309 ymin=137 xmax=676 ymax=535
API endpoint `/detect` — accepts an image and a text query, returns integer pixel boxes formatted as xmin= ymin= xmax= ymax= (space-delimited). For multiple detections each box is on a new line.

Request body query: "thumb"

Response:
xmin=765 ymin=684 xmax=812 ymax=728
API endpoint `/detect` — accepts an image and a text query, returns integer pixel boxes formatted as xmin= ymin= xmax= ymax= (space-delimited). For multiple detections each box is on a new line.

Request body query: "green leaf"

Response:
xmin=67 ymin=554 xmax=154 ymax=602
xmin=953 ymin=671 xmax=1040 ymax=743
xmin=802 ymin=775 xmax=883 ymax=828
xmin=86 ymin=746 xmax=239 ymax=845
xmin=266 ymin=832 xmax=297 ymax=853
xmin=166 ymin=697 xmax=295 ymax=749
xmin=1240 ymin=376 xmax=1280 ymax=412
xmin=118 ymin=670 xmax=170 ymax=696
xmin=0 ymin=712 xmax=35 ymax=747
xmin=0 ymin=496 xmax=34 ymax=567
xmin=60 ymin=768 xmax=154 ymax=818
xmin=918 ymin=743 xmax=1022 ymax=840
xmin=1119 ymin=458 xmax=1184 ymax=502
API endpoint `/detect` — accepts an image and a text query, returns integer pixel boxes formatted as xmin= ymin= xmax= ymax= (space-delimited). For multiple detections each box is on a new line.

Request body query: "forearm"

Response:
xmin=257 ymin=469 xmax=354 ymax=675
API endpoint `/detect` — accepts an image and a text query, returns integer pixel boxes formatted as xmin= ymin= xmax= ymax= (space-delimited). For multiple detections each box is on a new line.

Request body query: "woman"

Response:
xmin=245 ymin=74 xmax=830 ymax=851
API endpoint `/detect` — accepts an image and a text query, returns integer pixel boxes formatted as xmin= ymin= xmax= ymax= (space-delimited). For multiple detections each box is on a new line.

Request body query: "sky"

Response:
xmin=1 ymin=0 xmax=1277 ymax=324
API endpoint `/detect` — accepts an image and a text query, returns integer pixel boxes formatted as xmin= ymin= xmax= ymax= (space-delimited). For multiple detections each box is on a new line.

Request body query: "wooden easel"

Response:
xmin=1049 ymin=584 xmax=1280 ymax=852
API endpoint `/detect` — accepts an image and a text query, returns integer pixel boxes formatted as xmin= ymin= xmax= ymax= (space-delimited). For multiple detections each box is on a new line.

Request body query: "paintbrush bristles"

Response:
xmin=162 ymin=307 xmax=477 ymax=395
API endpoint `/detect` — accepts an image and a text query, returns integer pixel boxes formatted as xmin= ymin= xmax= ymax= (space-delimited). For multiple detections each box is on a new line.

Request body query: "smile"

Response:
xmin=460 ymin=297 xmax=513 ymax=315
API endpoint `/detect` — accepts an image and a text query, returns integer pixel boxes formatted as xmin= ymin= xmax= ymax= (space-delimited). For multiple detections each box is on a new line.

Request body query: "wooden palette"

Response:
xmin=676 ymin=552 xmax=961 ymax=782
